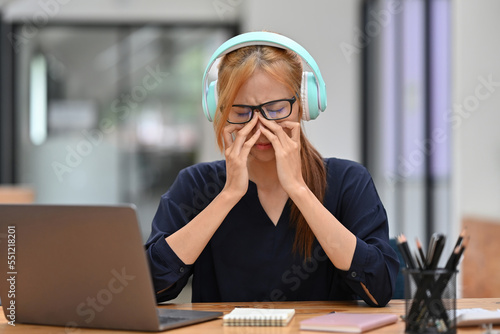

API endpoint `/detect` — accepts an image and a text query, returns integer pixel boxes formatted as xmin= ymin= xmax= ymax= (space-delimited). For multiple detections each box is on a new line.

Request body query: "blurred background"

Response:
xmin=1 ymin=0 xmax=499 ymax=299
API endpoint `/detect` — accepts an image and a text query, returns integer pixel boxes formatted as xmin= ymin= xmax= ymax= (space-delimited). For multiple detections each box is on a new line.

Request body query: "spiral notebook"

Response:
xmin=223 ymin=308 xmax=295 ymax=326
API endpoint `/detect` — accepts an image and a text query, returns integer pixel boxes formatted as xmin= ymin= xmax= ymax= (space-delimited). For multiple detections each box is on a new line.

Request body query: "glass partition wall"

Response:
xmin=361 ymin=0 xmax=452 ymax=253
xmin=13 ymin=25 xmax=234 ymax=239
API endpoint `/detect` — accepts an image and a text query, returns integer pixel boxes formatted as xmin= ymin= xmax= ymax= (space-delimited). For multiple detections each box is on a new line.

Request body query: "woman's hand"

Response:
xmin=222 ymin=114 xmax=261 ymax=199
xmin=258 ymin=114 xmax=306 ymax=196
xmin=165 ymin=114 xmax=260 ymax=266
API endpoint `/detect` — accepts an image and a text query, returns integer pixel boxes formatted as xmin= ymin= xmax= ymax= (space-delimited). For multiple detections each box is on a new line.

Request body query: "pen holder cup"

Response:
xmin=403 ymin=269 xmax=457 ymax=334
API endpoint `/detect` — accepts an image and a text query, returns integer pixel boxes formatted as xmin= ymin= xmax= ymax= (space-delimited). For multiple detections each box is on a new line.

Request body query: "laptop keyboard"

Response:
xmin=158 ymin=316 xmax=189 ymax=324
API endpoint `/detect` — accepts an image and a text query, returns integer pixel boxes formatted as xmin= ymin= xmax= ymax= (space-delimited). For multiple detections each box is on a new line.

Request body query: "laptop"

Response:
xmin=0 ymin=204 xmax=222 ymax=331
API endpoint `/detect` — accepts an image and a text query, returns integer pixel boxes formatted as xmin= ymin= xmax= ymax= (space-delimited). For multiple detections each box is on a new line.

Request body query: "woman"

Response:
xmin=145 ymin=32 xmax=399 ymax=307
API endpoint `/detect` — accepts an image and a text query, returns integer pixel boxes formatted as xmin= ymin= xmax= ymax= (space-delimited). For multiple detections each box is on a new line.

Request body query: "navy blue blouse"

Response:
xmin=145 ymin=158 xmax=399 ymax=306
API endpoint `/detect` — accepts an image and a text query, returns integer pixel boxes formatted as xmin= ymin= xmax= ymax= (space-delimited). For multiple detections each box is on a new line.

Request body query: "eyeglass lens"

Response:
xmin=228 ymin=99 xmax=292 ymax=124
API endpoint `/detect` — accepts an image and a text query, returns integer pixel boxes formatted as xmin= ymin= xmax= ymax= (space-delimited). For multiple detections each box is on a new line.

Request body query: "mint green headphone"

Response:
xmin=202 ymin=31 xmax=327 ymax=122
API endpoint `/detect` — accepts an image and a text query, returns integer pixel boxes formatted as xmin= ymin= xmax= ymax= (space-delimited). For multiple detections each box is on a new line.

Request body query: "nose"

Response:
xmin=250 ymin=117 xmax=264 ymax=134
xmin=252 ymin=107 xmax=263 ymax=117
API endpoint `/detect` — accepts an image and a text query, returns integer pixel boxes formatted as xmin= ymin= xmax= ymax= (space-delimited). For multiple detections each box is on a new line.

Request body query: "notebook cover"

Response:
xmin=300 ymin=312 xmax=398 ymax=333
xmin=456 ymin=309 xmax=500 ymax=327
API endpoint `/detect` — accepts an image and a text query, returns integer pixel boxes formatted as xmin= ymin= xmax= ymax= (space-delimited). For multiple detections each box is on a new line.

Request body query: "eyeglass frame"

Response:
xmin=227 ymin=96 xmax=297 ymax=124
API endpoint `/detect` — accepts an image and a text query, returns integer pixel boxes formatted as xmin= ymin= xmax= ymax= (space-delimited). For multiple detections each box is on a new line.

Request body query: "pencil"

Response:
xmin=454 ymin=228 xmax=466 ymax=249
xmin=397 ymin=234 xmax=417 ymax=270
xmin=452 ymin=236 xmax=469 ymax=269
xmin=415 ymin=252 xmax=424 ymax=270
xmin=444 ymin=245 xmax=461 ymax=270
xmin=426 ymin=233 xmax=438 ymax=268
xmin=415 ymin=237 xmax=427 ymax=269
xmin=427 ymin=237 xmax=469 ymax=316
xmin=428 ymin=234 xmax=446 ymax=269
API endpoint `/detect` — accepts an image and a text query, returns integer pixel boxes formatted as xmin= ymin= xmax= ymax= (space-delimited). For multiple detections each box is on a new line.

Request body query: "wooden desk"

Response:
xmin=0 ymin=298 xmax=498 ymax=333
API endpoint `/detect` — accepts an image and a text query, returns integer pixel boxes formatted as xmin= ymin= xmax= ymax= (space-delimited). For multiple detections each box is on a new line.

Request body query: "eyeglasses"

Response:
xmin=227 ymin=96 xmax=296 ymax=124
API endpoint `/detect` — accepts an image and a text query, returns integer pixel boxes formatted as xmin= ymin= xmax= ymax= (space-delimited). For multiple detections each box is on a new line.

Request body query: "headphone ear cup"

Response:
xmin=205 ymin=80 xmax=218 ymax=122
xmin=300 ymin=72 xmax=310 ymax=121
xmin=301 ymin=72 xmax=320 ymax=121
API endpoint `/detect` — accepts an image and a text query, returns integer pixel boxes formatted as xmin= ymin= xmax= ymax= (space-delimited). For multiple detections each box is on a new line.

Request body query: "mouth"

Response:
xmin=255 ymin=142 xmax=272 ymax=150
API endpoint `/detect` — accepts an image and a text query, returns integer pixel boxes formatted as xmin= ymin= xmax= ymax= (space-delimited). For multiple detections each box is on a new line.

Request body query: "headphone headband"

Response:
xmin=202 ymin=31 xmax=327 ymax=121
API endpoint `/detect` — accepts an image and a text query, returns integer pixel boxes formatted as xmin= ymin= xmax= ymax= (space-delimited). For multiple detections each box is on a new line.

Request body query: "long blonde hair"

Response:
xmin=213 ymin=44 xmax=326 ymax=259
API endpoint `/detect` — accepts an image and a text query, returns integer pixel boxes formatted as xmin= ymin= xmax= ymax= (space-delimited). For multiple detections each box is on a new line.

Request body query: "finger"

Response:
xmin=278 ymin=121 xmax=301 ymax=142
xmin=224 ymin=123 xmax=245 ymax=134
xmin=240 ymin=128 xmax=262 ymax=157
xmin=257 ymin=113 xmax=282 ymax=132
xmin=223 ymin=115 xmax=256 ymax=148
xmin=226 ymin=117 xmax=257 ymax=156
xmin=259 ymin=124 xmax=282 ymax=150
xmin=227 ymin=114 xmax=259 ymax=155
xmin=258 ymin=114 xmax=295 ymax=145
xmin=222 ymin=127 xmax=236 ymax=149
